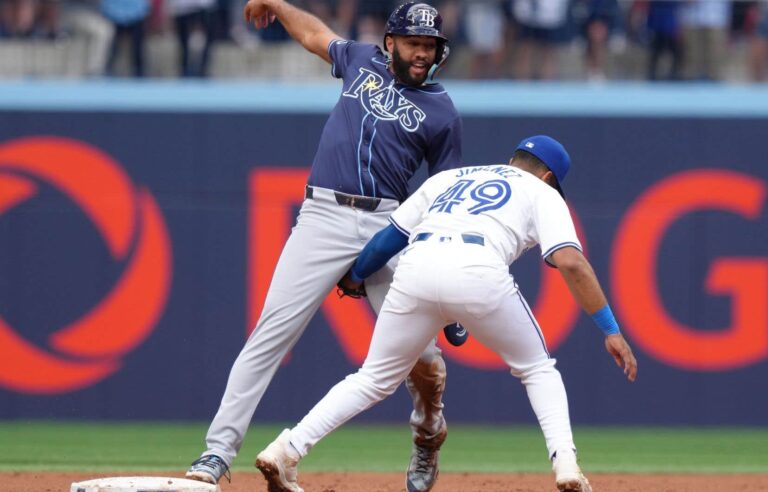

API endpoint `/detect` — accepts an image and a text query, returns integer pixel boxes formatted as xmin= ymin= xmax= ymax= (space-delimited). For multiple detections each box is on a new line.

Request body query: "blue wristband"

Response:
xmin=591 ymin=305 xmax=620 ymax=336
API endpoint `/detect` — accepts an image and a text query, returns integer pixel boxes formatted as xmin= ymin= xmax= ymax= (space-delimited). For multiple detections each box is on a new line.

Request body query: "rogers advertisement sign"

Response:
xmin=0 ymin=111 xmax=765 ymax=424
xmin=0 ymin=138 xmax=172 ymax=394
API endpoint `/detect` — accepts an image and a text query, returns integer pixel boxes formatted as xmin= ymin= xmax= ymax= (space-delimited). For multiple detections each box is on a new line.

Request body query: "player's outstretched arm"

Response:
xmin=549 ymin=246 xmax=638 ymax=382
xmin=243 ymin=0 xmax=340 ymax=63
xmin=337 ymin=224 xmax=409 ymax=294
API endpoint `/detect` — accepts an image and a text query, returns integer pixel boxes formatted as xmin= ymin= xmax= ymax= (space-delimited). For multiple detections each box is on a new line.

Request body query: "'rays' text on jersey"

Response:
xmin=343 ymin=68 xmax=426 ymax=132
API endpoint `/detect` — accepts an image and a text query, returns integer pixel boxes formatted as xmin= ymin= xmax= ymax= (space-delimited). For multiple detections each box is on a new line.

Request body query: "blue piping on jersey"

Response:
xmin=389 ymin=217 xmax=410 ymax=237
xmin=359 ymin=79 xmax=395 ymax=197
xmin=367 ymin=119 xmax=379 ymax=197
xmin=515 ymin=285 xmax=550 ymax=358
xmin=356 ymin=112 xmax=368 ymax=195
xmin=542 ymin=241 xmax=582 ymax=267
xmin=371 ymin=57 xmax=388 ymax=67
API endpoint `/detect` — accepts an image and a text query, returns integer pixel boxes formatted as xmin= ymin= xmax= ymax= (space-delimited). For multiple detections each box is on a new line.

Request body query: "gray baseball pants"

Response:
xmin=202 ymin=186 xmax=446 ymax=466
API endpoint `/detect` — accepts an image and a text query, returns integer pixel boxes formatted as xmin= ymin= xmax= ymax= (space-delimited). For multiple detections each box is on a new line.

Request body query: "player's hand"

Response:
xmin=243 ymin=0 xmax=277 ymax=29
xmin=336 ymin=271 xmax=367 ymax=299
xmin=604 ymin=334 xmax=637 ymax=382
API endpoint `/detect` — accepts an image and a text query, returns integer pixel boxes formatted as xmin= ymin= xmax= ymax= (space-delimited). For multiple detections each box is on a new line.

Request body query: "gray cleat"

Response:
xmin=186 ymin=454 xmax=230 ymax=484
xmin=406 ymin=427 xmax=447 ymax=492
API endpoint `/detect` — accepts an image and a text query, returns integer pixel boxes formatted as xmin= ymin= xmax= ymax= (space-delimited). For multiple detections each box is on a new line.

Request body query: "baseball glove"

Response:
xmin=336 ymin=271 xmax=367 ymax=299
xmin=337 ymin=282 xmax=367 ymax=299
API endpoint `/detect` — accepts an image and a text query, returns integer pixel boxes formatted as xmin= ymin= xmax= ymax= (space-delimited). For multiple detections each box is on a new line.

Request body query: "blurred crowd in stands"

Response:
xmin=1 ymin=0 xmax=768 ymax=82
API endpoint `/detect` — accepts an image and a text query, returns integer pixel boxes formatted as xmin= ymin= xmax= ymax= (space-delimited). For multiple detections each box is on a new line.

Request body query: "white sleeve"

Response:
xmin=532 ymin=190 xmax=582 ymax=267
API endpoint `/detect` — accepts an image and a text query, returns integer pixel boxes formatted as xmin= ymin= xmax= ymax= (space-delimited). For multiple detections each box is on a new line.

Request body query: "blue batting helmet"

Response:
xmin=384 ymin=2 xmax=450 ymax=78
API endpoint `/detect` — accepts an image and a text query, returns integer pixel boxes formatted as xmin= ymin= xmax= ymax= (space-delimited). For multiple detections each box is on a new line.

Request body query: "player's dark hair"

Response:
xmin=512 ymin=150 xmax=548 ymax=173
xmin=511 ymin=150 xmax=557 ymax=187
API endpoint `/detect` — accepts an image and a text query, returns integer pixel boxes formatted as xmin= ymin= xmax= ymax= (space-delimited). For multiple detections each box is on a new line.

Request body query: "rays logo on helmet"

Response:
xmin=386 ymin=2 xmax=447 ymax=40
xmin=384 ymin=2 xmax=450 ymax=80
xmin=411 ymin=6 xmax=436 ymax=27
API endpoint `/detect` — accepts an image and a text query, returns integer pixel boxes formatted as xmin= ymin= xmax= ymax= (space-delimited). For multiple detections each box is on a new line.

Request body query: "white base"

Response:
xmin=70 ymin=476 xmax=220 ymax=492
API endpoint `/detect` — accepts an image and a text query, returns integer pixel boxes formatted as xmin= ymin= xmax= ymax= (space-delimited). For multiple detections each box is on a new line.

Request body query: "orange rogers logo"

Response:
xmin=0 ymin=137 xmax=172 ymax=395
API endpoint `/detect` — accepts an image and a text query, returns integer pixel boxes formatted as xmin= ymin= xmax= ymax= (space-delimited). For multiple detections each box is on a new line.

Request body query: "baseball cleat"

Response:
xmin=406 ymin=425 xmax=447 ymax=492
xmin=186 ymin=454 xmax=230 ymax=484
xmin=443 ymin=322 xmax=469 ymax=347
xmin=255 ymin=429 xmax=304 ymax=492
xmin=552 ymin=448 xmax=592 ymax=492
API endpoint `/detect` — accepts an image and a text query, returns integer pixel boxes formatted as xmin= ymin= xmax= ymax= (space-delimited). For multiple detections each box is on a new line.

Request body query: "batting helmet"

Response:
xmin=384 ymin=2 xmax=450 ymax=78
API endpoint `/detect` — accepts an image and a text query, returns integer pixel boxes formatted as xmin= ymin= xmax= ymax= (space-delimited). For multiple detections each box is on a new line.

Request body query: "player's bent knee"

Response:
xmin=512 ymin=357 xmax=559 ymax=380
xmin=346 ymin=371 xmax=400 ymax=399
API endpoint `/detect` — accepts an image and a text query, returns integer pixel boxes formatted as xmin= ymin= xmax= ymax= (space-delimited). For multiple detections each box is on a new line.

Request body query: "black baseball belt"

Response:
xmin=305 ymin=185 xmax=382 ymax=212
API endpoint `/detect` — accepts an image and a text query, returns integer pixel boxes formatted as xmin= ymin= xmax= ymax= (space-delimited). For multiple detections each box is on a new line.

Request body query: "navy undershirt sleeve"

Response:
xmin=349 ymin=224 xmax=409 ymax=282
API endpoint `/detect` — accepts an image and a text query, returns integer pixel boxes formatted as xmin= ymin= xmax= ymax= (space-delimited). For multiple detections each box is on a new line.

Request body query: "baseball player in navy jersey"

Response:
xmin=185 ymin=2 xmax=463 ymax=491
xmin=253 ymin=135 xmax=638 ymax=492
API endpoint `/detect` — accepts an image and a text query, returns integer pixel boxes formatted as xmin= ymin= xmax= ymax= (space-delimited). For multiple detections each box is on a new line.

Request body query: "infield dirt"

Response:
xmin=3 ymin=471 xmax=768 ymax=492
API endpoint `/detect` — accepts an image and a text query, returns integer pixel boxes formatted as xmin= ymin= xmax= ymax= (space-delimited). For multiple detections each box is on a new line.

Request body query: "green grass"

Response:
xmin=1 ymin=422 xmax=766 ymax=474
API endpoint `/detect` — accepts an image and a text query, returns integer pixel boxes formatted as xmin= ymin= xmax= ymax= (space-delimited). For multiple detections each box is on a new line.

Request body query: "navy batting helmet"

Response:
xmin=384 ymin=2 xmax=450 ymax=78
xmin=385 ymin=2 xmax=447 ymax=41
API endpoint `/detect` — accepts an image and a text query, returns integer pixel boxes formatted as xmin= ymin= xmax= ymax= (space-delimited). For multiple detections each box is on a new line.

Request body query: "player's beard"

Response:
xmin=391 ymin=46 xmax=431 ymax=86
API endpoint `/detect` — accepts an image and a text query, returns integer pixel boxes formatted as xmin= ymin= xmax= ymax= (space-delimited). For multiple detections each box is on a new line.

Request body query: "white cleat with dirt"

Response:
xmin=255 ymin=429 xmax=304 ymax=492
xmin=552 ymin=448 xmax=593 ymax=492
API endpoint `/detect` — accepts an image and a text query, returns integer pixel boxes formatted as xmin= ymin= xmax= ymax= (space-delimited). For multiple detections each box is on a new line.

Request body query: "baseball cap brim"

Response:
xmin=551 ymin=177 xmax=565 ymax=198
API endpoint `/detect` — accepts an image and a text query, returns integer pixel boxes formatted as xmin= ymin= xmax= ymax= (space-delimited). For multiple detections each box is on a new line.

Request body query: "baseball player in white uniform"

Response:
xmin=254 ymin=135 xmax=638 ymax=492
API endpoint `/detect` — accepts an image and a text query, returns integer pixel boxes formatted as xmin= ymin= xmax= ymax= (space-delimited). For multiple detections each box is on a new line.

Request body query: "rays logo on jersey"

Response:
xmin=343 ymin=68 xmax=426 ymax=132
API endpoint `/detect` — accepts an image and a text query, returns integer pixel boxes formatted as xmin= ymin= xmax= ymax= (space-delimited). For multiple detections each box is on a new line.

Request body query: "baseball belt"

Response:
xmin=413 ymin=232 xmax=485 ymax=246
xmin=305 ymin=185 xmax=382 ymax=212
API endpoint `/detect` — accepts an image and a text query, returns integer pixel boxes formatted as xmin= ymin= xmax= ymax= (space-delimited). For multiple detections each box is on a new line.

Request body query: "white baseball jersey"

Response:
xmin=389 ymin=164 xmax=582 ymax=267
xmin=288 ymin=164 xmax=585 ymax=463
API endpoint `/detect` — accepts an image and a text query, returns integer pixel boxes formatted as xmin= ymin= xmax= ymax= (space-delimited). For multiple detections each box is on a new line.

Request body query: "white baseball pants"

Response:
xmin=289 ymin=236 xmax=576 ymax=459
xmin=203 ymin=187 xmax=446 ymax=466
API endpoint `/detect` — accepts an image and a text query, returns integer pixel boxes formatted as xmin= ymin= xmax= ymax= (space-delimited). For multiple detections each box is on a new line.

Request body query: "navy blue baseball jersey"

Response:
xmin=307 ymin=40 xmax=463 ymax=202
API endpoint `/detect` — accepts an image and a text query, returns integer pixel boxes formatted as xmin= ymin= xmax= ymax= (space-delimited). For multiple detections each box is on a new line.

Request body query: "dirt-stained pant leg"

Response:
xmin=366 ymin=264 xmax=448 ymax=445
xmin=405 ymin=357 xmax=447 ymax=446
